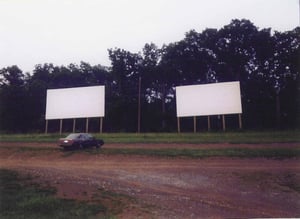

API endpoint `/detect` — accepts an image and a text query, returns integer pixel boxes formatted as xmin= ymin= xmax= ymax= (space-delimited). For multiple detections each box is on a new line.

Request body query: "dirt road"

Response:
xmin=0 ymin=143 xmax=299 ymax=218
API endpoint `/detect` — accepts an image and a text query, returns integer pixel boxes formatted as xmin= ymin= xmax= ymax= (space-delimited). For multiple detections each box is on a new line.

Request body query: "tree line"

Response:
xmin=0 ymin=19 xmax=299 ymax=133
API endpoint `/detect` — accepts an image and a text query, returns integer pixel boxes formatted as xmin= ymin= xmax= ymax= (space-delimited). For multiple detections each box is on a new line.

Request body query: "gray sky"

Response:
xmin=0 ymin=0 xmax=299 ymax=73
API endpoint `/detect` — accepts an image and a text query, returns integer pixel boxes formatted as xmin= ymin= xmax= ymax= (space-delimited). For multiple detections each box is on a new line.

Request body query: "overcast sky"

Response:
xmin=0 ymin=0 xmax=299 ymax=73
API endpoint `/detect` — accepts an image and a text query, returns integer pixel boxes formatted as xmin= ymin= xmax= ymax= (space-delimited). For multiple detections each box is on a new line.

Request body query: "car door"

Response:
xmin=76 ymin=134 xmax=85 ymax=147
xmin=85 ymin=134 xmax=94 ymax=147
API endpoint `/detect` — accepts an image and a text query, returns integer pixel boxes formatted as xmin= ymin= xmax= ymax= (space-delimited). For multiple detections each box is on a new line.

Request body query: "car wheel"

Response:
xmin=98 ymin=140 xmax=104 ymax=146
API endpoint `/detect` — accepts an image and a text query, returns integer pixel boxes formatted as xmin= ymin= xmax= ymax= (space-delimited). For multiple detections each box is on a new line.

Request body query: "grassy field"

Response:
xmin=0 ymin=169 xmax=106 ymax=219
xmin=0 ymin=130 xmax=300 ymax=144
xmin=1 ymin=130 xmax=299 ymax=159
xmin=0 ymin=169 xmax=133 ymax=219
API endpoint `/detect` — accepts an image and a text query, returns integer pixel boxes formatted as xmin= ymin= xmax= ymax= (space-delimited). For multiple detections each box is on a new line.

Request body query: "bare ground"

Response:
xmin=0 ymin=142 xmax=299 ymax=218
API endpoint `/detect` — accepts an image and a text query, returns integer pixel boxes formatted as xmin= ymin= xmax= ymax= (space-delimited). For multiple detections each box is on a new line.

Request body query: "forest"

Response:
xmin=0 ymin=19 xmax=299 ymax=133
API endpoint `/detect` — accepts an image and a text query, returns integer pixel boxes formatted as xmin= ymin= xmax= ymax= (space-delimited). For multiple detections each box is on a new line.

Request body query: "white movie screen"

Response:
xmin=176 ymin=82 xmax=242 ymax=117
xmin=45 ymin=86 xmax=105 ymax=120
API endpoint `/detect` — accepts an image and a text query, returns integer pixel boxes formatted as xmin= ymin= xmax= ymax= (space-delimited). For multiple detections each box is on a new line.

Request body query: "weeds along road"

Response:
xmin=0 ymin=143 xmax=300 ymax=218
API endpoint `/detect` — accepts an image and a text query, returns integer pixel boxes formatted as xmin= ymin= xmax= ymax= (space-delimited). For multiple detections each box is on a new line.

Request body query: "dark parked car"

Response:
xmin=58 ymin=133 xmax=104 ymax=150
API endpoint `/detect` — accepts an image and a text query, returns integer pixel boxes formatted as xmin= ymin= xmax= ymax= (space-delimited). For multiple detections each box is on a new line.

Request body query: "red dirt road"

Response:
xmin=0 ymin=142 xmax=299 ymax=218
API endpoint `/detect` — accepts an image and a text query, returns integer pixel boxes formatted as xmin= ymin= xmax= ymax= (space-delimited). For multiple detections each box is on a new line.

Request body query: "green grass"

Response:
xmin=0 ymin=133 xmax=62 ymax=142
xmin=1 ymin=130 xmax=300 ymax=143
xmin=0 ymin=169 xmax=112 ymax=219
xmin=95 ymin=131 xmax=300 ymax=144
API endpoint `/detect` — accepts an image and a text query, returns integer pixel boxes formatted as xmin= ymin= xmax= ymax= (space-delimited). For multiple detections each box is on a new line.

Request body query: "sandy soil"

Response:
xmin=0 ymin=142 xmax=299 ymax=218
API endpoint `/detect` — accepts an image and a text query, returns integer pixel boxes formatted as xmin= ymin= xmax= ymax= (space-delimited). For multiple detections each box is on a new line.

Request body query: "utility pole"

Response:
xmin=137 ymin=76 xmax=141 ymax=133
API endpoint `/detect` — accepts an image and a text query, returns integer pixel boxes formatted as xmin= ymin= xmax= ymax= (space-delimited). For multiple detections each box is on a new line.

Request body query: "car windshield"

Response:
xmin=66 ymin=133 xmax=81 ymax=139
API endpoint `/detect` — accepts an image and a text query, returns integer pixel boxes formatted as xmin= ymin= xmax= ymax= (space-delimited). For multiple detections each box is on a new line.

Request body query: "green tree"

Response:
xmin=0 ymin=66 xmax=28 ymax=132
xmin=270 ymin=28 xmax=300 ymax=128
xmin=108 ymin=48 xmax=143 ymax=131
